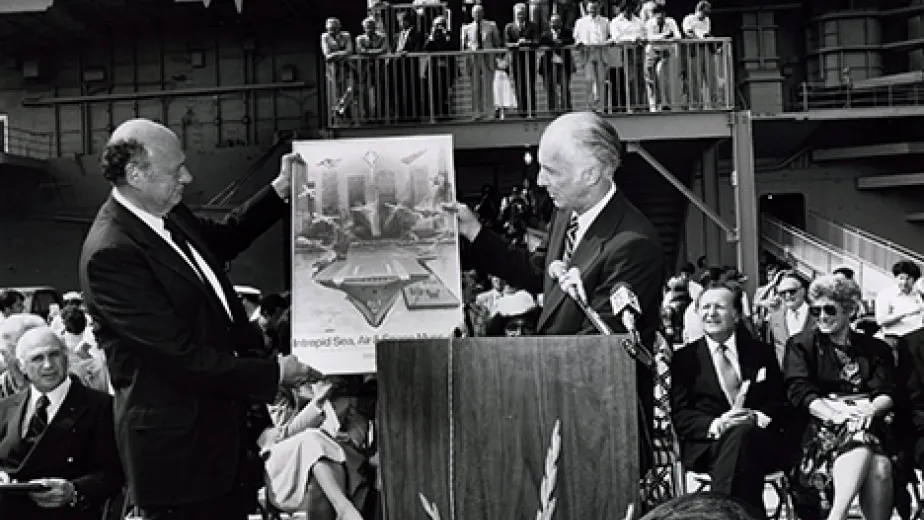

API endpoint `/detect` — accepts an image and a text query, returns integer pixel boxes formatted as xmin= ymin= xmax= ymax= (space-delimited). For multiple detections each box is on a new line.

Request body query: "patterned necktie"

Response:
xmin=562 ymin=213 xmax=579 ymax=265
xmin=26 ymin=394 xmax=49 ymax=441
xmin=476 ymin=21 xmax=483 ymax=48
xmin=714 ymin=344 xmax=741 ymax=405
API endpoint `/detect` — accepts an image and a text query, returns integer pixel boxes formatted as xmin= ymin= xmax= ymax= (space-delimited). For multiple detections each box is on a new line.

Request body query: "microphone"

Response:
xmin=609 ymin=283 xmax=654 ymax=370
xmin=548 ymin=260 xmax=613 ymax=335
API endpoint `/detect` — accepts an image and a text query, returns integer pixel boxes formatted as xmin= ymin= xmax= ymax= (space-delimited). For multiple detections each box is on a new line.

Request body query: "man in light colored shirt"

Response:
xmin=461 ymin=5 xmax=503 ymax=119
xmin=643 ymin=4 xmax=681 ymax=112
xmin=670 ymin=281 xmax=788 ymax=512
xmin=682 ymin=0 xmax=715 ymax=109
xmin=608 ymin=2 xmax=645 ymax=110
xmin=573 ymin=0 xmax=610 ymax=109
xmin=876 ymin=261 xmax=924 ymax=348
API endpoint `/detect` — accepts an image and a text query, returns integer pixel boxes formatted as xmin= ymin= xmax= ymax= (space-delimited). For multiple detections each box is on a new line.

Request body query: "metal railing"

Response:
xmin=322 ymin=38 xmax=733 ymax=128
xmin=4 ymin=125 xmax=53 ymax=160
xmin=794 ymin=80 xmax=924 ymax=111
xmin=806 ymin=211 xmax=924 ymax=271
xmin=761 ymin=214 xmax=894 ymax=299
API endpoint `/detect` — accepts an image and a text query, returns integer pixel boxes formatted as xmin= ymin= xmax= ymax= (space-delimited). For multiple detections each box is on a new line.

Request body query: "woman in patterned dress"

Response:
xmin=783 ymin=275 xmax=900 ymax=520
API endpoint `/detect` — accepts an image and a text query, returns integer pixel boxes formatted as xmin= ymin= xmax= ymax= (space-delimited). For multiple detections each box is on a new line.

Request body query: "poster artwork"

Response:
xmin=290 ymin=135 xmax=463 ymax=374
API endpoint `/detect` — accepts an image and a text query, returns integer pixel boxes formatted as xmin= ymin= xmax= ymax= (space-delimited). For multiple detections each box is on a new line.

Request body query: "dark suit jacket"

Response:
xmin=395 ymin=27 xmax=424 ymax=53
xmin=538 ymin=28 xmax=574 ymax=77
xmin=78 ymin=187 xmax=283 ymax=508
xmin=670 ymin=334 xmax=788 ymax=467
xmin=767 ymin=306 xmax=816 ymax=367
xmin=468 ymin=189 xmax=665 ymax=337
xmin=504 ymin=21 xmax=540 ymax=47
xmin=0 ymin=378 xmax=122 ymax=520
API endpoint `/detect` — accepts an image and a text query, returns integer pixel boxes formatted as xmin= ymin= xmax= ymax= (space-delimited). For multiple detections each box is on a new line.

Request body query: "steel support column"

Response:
xmin=732 ymin=111 xmax=759 ymax=296
xmin=701 ymin=144 xmax=723 ymax=267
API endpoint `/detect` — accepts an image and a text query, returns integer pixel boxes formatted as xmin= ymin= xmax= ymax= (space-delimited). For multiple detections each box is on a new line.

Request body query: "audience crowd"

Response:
xmin=324 ymin=0 xmax=725 ymax=124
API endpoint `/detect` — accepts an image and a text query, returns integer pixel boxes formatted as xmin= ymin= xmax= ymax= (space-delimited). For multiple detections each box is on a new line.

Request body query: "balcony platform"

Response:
xmin=0 ymin=151 xmax=47 ymax=172
xmin=327 ymin=110 xmax=733 ymax=149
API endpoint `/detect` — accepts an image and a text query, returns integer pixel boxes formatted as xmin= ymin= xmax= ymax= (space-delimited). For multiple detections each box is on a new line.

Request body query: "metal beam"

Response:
xmin=21 ymin=81 xmax=311 ymax=106
xmin=813 ymin=142 xmax=924 ymax=162
xmin=626 ymin=141 xmax=738 ymax=241
xmin=732 ymin=111 xmax=759 ymax=297
xmin=701 ymin=144 xmax=724 ymax=267
xmin=857 ymin=172 xmax=924 ymax=190
xmin=332 ymin=112 xmax=733 ymax=148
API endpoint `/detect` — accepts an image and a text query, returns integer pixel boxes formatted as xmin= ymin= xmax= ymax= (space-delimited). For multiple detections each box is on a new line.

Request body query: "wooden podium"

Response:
xmin=377 ymin=335 xmax=640 ymax=520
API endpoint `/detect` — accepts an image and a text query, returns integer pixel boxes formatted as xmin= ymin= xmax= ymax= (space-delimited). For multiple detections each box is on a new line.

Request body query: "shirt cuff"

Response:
xmin=708 ymin=418 xmax=722 ymax=439
xmin=278 ymin=362 xmax=284 ymax=385
xmin=271 ymin=178 xmax=289 ymax=202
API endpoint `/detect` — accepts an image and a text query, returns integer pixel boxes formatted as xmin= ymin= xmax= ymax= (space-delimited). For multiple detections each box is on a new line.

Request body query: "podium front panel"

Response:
xmin=377 ymin=335 xmax=640 ymax=520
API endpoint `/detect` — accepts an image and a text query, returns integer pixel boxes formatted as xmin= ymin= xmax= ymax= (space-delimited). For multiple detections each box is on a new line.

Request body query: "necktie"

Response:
xmin=475 ymin=21 xmax=483 ymax=48
xmin=163 ymin=218 xmax=240 ymax=321
xmin=562 ymin=213 xmax=579 ymax=265
xmin=164 ymin=218 xmax=207 ymax=282
xmin=714 ymin=344 xmax=741 ymax=405
xmin=26 ymin=395 xmax=49 ymax=441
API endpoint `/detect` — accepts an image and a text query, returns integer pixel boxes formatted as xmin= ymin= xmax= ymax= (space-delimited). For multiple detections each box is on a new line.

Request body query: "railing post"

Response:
xmin=801 ymin=82 xmax=808 ymax=111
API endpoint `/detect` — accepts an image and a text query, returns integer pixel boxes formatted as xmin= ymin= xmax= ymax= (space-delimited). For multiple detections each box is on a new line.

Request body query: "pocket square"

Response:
xmin=755 ymin=367 xmax=766 ymax=383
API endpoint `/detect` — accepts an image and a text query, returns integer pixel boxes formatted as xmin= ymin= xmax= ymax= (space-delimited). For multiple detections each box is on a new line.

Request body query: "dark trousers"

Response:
xmin=685 ymin=423 xmax=780 ymax=512
xmin=544 ymin=66 xmax=571 ymax=112
xmin=511 ymin=60 xmax=537 ymax=115
xmin=139 ymin=488 xmax=253 ymax=520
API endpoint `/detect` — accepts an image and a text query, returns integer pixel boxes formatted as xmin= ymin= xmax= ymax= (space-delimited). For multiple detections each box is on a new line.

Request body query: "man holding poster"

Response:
xmin=80 ymin=118 xmax=321 ymax=520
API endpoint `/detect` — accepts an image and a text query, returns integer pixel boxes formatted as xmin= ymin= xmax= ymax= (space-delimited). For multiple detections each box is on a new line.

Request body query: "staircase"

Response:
xmin=760 ymin=215 xmax=896 ymax=300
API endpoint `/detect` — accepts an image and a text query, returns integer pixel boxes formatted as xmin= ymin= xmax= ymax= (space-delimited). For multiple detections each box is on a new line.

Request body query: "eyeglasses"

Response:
xmin=809 ymin=304 xmax=839 ymax=317
xmin=778 ymin=288 xmax=801 ymax=297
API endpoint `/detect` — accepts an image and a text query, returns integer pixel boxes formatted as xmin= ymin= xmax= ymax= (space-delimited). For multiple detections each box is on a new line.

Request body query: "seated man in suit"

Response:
xmin=671 ymin=280 xmax=789 ymax=513
xmin=0 ymin=326 xmax=123 ymax=520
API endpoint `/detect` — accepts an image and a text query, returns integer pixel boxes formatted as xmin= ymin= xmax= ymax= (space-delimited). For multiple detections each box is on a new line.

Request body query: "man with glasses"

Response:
xmin=767 ymin=271 xmax=814 ymax=367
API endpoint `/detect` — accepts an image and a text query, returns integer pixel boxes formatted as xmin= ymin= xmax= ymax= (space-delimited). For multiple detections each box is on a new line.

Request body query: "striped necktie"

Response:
xmin=562 ymin=213 xmax=579 ymax=265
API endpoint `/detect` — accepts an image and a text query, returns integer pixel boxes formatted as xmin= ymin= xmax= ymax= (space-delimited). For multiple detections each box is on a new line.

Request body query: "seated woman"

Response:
xmin=259 ymin=375 xmax=376 ymax=520
xmin=783 ymin=274 xmax=902 ymax=520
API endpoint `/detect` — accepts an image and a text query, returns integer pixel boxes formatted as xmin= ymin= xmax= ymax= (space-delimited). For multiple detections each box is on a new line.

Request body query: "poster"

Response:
xmin=291 ymin=135 xmax=463 ymax=374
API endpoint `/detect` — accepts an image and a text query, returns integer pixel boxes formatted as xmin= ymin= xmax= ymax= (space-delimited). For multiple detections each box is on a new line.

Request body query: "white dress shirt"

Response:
xmin=573 ymin=15 xmax=610 ymax=45
xmin=111 ymin=188 xmax=233 ymax=319
xmin=571 ymin=183 xmax=618 ymax=251
xmin=22 ymin=377 xmax=71 ymax=437
xmin=785 ymin=302 xmax=809 ymax=337
xmin=682 ymin=13 xmax=711 ymax=38
xmin=610 ymin=14 xmax=644 ymax=42
xmin=876 ymin=284 xmax=924 ymax=337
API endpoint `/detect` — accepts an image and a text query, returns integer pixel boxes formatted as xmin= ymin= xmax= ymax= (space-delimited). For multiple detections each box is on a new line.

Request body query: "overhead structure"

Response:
xmin=174 ymin=0 xmax=244 ymax=13
xmin=0 ymin=0 xmax=53 ymax=13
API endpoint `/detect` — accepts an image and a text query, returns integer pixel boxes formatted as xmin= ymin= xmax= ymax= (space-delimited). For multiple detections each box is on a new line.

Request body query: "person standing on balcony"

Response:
xmin=505 ymin=3 xmax=540 ymax=117
xmin=608 ymin=0 xmax=645 ymax=111
xmin=321 ymin=18 xmax=355 ymax=123
xmin=461 ymin=5 xmax=502 ymax=120
xmin=538 ymin=13 xmax=574 ymax=113
xmin=392 ymin=10 xmax=425 ymax=122
xmin=643 ymin=4 xmax=680 ymax=112
xmin=425 ymin=15 xmax=456 ymax=121
xmin=355 ymin=17 xmax=389 ymax=122
xmin=573 ymin=0 xmax=610 ymax=110
xmin=682 ymin=0 xmax=715 ymax=109
xmin=875 ymin=261 xmax=924 ymax=355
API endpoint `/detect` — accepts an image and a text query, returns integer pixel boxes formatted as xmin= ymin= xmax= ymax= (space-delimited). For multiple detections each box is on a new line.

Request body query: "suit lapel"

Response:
xmin=0 ymin=391 xmax=28 ymax=461
xmin=736 ymin=335 xmax=759 ymax=383
xmin=537 ymin=193 xmax=628 ymax=331
xmin=19 ymin=379 xmax=91 ymax=471
xmin=105 ymin=197 xmax=205 ymax=290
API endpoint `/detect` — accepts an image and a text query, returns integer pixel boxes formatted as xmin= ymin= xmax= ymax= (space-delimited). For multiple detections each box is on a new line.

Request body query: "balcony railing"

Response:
xmin=762 ymin=214 xmax=894 ymax=300
xmin=794 ymin=80 xmax=924 ymax=111
xmin=806 ymin=211 xmax=924 ymax=271
xmin=4 ymin=125 xmax=53 ymax=160
xmin=322 ymin=38 xmax=733 ymax=128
